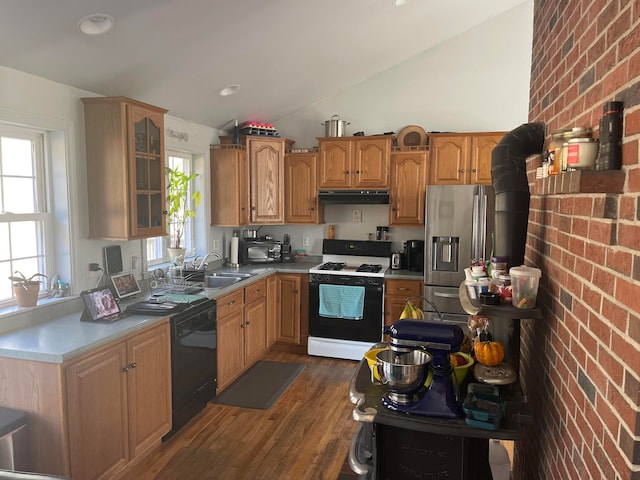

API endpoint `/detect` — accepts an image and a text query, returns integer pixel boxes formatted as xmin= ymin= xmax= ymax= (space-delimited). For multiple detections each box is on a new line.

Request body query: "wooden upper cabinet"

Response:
xmin=210 ymin=145 xmax=248 ymax=226
xmin=352 ymin=136 xmax=391 ymax=188
xmin=248 ymin=137 xmax=287 ymax=223
xmin=389 ymin=148 xmax=427 ymax=226
xmin=285 ymin=151 xmax=324 ymax=224
xmin=82 ymin=96 xmax=168 ymax=240
xmin=429 ymin=134 xmax=469 ymax=185
xmin=470 ymin=134 xmax=503 ymax=184
xmin=317 ymin=136 xmax=392 ymax=189
xmin=429 ymin=132 xmax=505 ymax=185
xmin=317 ymin=139 xmax=351 ymax=188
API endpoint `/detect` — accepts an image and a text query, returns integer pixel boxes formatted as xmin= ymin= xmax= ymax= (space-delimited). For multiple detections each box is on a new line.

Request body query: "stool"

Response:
xmin=0 ymin=408 xmax=28 ymax=471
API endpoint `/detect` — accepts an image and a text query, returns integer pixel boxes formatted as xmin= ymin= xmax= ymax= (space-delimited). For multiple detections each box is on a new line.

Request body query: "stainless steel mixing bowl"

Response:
xmin=375 ymin=349 xmax=432 ymax=394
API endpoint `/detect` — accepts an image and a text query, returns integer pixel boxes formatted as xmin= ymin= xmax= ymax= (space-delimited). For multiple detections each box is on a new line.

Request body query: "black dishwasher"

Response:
xmin=163 ymin=298 xmax=217 ymax=440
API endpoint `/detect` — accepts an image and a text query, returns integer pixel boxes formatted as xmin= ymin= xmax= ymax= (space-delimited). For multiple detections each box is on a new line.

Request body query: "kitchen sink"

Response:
xmin=208 ymin=271 xmax=255 ymax=278
xmin=204 ymin=275 xmax=243 ymax=289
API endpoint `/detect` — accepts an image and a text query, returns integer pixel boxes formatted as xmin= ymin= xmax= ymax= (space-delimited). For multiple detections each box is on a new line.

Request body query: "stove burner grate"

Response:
xmin=318 ymin=262 xmax=347 ymax=271
xmin=357 ymin=264 xmax=382 ymax=273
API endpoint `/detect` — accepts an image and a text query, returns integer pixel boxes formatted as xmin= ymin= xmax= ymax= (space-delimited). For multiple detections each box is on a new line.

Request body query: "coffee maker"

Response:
xmin=404 ymin=239 xmax=425 ymax=272
xmin=379 ymin=319 xmax=465 ymax=418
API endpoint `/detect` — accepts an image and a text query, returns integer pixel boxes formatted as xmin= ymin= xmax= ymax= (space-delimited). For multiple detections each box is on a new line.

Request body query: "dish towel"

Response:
xmin=319 ymin=284 xmax=365 ymax=320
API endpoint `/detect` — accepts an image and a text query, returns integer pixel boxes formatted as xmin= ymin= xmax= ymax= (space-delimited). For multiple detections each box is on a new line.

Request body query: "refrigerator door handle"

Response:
xmin=472 ymin=189 xmax=488 ymax=262
xmin=472 ymin=194 xmax=481 ymax=261
xmin=433 ymin=291 xmax=460 ymax=299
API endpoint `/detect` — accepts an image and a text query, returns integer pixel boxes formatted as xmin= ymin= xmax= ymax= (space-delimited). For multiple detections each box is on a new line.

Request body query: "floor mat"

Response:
xmin=213 ymin=360 xmax=305 ymax=410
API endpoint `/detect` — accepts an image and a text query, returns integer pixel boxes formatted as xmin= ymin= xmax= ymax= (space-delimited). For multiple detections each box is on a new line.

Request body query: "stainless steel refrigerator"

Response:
xmin=423 ymin=184 xmax=495 ymax=326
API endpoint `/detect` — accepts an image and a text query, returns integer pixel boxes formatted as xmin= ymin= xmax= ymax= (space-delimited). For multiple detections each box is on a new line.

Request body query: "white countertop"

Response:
xmin=0 ymin=312 xmax=168 ymax=364
xmin=0 ymin=263 xmax=318 ymax=365
xmin=0 ymin=262 xmax=419 ymax=365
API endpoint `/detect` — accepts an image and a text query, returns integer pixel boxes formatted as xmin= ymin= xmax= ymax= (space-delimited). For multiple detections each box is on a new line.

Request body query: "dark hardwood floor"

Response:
xmin=121 ymin=350 xmax=360 ymax=480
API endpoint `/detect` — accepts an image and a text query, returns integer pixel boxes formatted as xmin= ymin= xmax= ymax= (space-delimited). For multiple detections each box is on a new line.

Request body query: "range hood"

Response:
xmin=318 ymin=189 xmax=389 ymax=204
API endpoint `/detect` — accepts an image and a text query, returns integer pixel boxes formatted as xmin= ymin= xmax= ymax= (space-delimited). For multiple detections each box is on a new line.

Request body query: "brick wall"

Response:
xmin=519 ymin=0 xmax=640 ymax=479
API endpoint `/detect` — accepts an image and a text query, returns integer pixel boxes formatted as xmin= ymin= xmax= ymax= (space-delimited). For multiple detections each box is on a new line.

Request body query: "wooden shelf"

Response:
xmin=532 ymin=169 xmax=624 ymax=195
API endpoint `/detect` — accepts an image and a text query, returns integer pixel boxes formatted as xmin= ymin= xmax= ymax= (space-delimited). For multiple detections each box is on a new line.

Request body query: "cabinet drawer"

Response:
xmin=216 ymin=289 xmax=244 ymax=318
xmin=244 ymin=278 xmax=267 ymax=303
xmin=385 ymin=279 xmax=422 ymax=297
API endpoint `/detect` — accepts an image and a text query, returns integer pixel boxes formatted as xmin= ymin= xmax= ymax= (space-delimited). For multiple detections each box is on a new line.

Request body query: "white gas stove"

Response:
xmin=308 ymin=239 xmax=392 ymax=360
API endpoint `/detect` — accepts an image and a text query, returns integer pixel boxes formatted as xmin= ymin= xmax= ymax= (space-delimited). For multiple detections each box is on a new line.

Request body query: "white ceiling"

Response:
xmin=1 ymin=0 xmax=529 ymax=131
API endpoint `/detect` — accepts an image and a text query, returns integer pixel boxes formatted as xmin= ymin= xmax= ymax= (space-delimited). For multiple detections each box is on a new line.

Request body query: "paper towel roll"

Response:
xmin=230 ymin=236 xmax=239 ymax=265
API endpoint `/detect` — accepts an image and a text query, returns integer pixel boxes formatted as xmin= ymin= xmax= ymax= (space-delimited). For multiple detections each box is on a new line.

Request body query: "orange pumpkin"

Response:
xmin=474 ymin=341 xmax=505 ymax=367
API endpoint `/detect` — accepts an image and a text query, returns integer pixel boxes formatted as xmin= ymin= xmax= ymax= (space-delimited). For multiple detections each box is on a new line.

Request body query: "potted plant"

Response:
xmin=165 ymin=166 xmax=201 ymax=261
xmin=9 ymin=271 xmax=48 ymax=307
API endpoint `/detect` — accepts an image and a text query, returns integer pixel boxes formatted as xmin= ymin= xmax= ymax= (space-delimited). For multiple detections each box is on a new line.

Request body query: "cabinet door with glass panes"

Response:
xmin=82 ymin=96 xmax=168 ymax=240
xmin=128 ymin=104 xmax=166 ymax=238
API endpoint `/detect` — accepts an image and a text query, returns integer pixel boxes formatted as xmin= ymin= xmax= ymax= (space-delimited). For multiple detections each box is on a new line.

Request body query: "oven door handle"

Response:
xmin=348 ymin=423 xmax=370 ymax=476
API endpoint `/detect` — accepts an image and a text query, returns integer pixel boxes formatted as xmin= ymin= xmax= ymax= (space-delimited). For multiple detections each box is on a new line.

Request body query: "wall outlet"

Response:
xmin=130 ymin=254 xmax=138 ymax=270
xmin=302 ymin=236 xmax=310 ymax=247
xmin=213 ymin=239 xmax=220 ymax=250
xmin=353 ymin=209 xmax=362 ymax=223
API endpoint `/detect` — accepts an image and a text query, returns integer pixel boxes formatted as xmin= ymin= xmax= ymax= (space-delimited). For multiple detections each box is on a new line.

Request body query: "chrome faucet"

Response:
xmin=195 ymin=252 xmax=222 ymax=270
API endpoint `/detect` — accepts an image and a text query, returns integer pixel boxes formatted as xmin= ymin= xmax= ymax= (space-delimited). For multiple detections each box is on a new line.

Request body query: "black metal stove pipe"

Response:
xmin=491 ymin=122 xmax=546 ymax=268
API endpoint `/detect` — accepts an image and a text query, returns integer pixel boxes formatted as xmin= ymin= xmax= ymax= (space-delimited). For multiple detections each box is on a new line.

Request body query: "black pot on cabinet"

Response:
xmin=404 ymin=240 xmax=425 ymax=272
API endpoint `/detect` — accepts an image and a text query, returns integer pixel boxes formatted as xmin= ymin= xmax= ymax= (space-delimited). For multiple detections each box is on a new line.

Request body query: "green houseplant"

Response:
xmin=165 ymin=166 xmax=201 ymax=260
xmin=9 ymin=271 xmax=48 ymax=307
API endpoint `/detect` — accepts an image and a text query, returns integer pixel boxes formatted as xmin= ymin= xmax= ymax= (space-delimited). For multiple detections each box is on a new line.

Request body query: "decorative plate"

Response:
xmin=397 ymin=125 xmax=428 ymax=147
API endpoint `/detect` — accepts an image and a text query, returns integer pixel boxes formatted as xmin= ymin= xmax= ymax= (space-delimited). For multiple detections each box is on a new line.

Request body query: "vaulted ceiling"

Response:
xmin=1 ymin=0 xmax=529 ymax=130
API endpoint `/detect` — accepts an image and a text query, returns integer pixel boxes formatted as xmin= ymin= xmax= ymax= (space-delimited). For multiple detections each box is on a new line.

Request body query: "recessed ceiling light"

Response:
xmin=392 ymin=0 xmax=410 ymax=5
xmin=219 ymin=84 xmax=241 ymax=97
xmin=78 ymin=14 xmax=114 ymax=35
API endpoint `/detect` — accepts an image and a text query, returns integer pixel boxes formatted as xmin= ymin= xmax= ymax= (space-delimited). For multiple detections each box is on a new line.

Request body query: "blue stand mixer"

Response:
xmin=380 ymin=319 xmax=465 ymax=418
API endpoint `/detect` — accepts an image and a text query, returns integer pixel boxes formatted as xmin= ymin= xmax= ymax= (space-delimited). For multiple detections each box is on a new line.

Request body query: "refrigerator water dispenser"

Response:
xmin=431 ymin=236 xmax=459 ymax=272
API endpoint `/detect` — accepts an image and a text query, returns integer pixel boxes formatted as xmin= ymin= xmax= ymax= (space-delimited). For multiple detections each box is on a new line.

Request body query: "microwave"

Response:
xmin=239 ymin=239 xmax=282 ymax=264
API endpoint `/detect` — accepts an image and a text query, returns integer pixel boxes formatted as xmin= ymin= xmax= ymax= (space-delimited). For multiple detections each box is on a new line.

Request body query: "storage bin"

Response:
xmin=509 ymin=266 xmax=541 ymax=309
xmin=462 ymin=390 xmax=505 ymax=431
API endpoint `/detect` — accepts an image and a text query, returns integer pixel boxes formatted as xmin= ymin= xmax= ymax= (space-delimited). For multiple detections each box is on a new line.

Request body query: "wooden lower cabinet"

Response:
xmin=216 ymin=294 xmax=245 ymax=391
xmin=66 ymin=342 xmax=129 ymax=480
xmin=66 ymin=322 xmax=171 ymax=480
xmin=266 ymin=274 xmax=278 ymax=348
xmin=275 ymin=273 xmax=309 ymax=351
xmin=216 ymin=279 xmax=268 ymax=392
xmin=0 ymin=321 xmax=171 ymax=480
xmin=384 ymin=279 xmax=424 ymax=327
xmin=244 ymin=280 xmax=267 ymax=366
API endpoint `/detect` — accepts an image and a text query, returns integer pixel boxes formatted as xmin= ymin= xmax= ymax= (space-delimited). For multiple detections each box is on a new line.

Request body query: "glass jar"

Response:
xmin=562 ymin=127 xmax=593 ymax=171
xmin=548 ymin=128 xmax=569 ymax=174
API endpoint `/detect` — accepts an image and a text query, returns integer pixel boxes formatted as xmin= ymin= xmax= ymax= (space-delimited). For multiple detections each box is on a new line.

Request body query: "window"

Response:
xmin=0 ymin=126 xmax=52 ymax=304
xmin=145 ymin=151 xmax=195 ymax=266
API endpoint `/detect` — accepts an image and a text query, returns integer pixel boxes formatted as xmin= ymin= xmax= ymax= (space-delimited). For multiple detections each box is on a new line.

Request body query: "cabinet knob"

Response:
xmin=251 ymin=206 xmax=256 ymax=211
xmin=245 ymin=321 xmax=251 ymax=326
xmin=241 ymin=323 xmax=245 ymax=328
xmin=471 ymin=168 xmax=477 ymax=172
xmin=345 ymin=170 xmax=349 ymax=174
xmin=355 ymin=170 xmax=360 ymax=174
xmin=130 ymin=362 xmax=137 ymax=369
xmin=123 ymin=367 xmax=129 ymax=373
xmin=397 ymin=287 xmax=409 ymax=291
xmin=162 ymin=210 xmax=168 ymax=215
xmin=460 ymin=169 xmax=465 ymax=173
